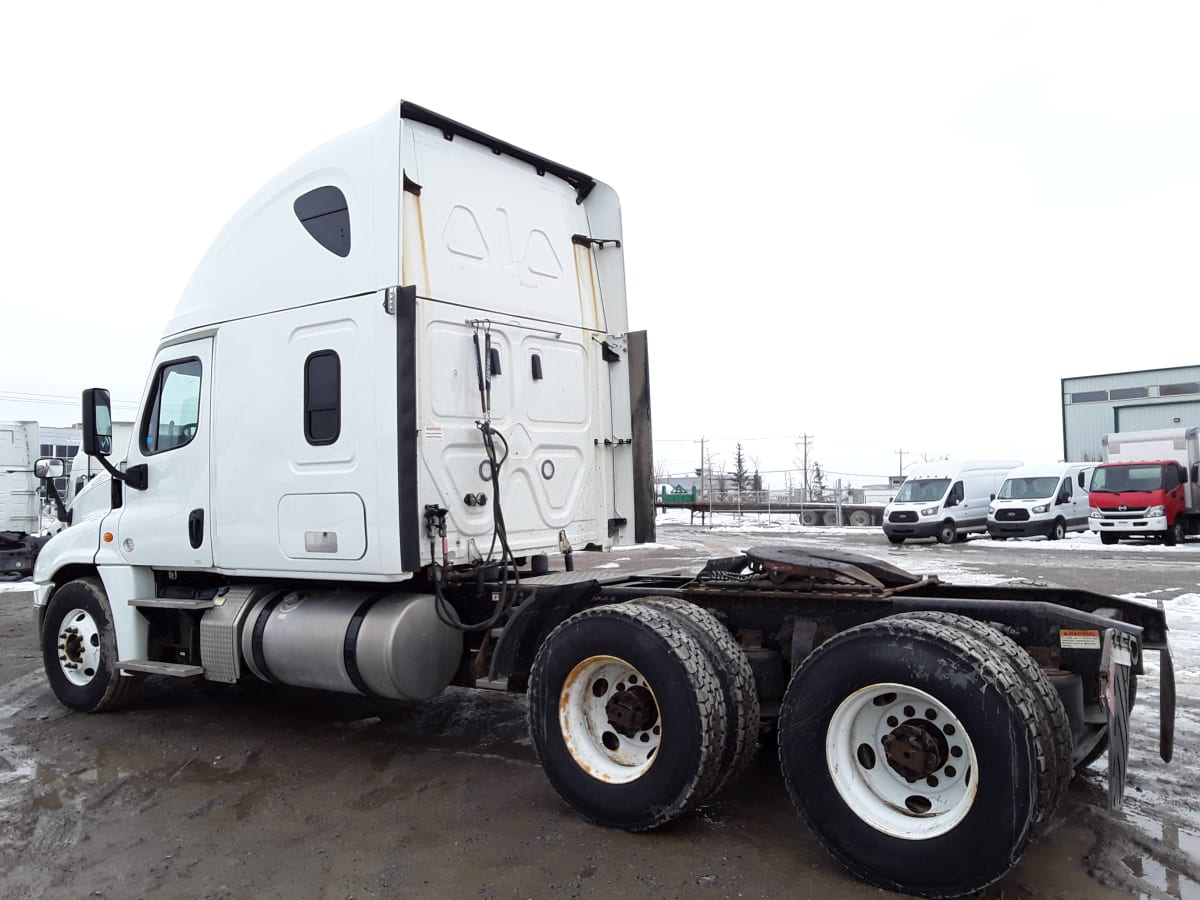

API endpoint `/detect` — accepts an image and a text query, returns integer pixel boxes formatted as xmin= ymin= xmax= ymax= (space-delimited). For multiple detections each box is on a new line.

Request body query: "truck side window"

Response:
xmin=948 ymin=482 xmax=964 ymax=506
xmin=304 ymin=350 xmax=341 ymax=445
xmin=141 ymin=358 xmax=202 ymax=455
xmin=1165 ymin=466 xmax=1180 ymax=490
xmin=1059 ymin=479 xmax=1072 ymax=502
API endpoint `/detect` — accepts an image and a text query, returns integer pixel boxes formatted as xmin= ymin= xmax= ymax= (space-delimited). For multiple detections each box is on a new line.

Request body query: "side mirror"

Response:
xmin=989 ymin=493 xmax=996 ymax=502
xmin=1191 ymin=463 xmax=1198 ymax=485
xmin=35 ymin=457 xmax=65 ymax=479
xmin=82 ymin=388 xmax=114 ymax=457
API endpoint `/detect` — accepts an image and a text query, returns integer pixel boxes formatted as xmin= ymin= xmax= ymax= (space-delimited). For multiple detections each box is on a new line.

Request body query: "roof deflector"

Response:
xmin=400 ymin=101 xmax=597 ymax=204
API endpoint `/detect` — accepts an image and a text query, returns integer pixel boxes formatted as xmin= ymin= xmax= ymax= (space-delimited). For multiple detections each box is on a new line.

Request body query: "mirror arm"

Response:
xmin=41 ymin=477 xmax=69 ymax=523
xmin=91 ymin=453 xmax=148 ymax=491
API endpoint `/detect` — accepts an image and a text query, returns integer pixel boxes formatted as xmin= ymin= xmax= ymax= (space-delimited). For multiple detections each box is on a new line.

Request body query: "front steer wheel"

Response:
xmin=778 ymin=616 xmax=1049 ymax=898
xmin=527 ymin=603 xmax=727 ymax=831
xmin=42 ymin=578 xmax=143 ymax=712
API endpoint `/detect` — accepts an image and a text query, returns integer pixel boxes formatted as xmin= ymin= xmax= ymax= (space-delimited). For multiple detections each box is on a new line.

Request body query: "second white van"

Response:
xmin=987 ymin=463 xmax=1092 ymax=540
xmin=883 ymin=460 xmax=1021 ymax=544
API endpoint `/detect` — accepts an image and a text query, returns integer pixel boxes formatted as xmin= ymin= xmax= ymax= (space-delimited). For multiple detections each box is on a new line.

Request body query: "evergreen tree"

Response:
xmin=732 ymin=443 xmax=750 ymax=492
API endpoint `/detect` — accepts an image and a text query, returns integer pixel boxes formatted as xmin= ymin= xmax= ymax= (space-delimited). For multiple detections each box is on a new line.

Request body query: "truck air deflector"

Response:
xmin=400 ymin=102 xmax=597 ymax=204
xmin=396 ymin=285 xmax=420 ymax=572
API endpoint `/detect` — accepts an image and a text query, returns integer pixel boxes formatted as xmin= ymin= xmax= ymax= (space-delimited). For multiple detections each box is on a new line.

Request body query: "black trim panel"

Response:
xmin=396 ymin=285 xmax=420 ymax=572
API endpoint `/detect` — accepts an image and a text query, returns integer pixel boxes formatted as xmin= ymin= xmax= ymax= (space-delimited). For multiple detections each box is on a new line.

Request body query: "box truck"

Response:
xmin=883 ymin=459 xmax=1021 ymax=544
xmin=1089 ymin=427 xmax=1200 ymax=546
xmin=25 ymin=103 xmax=1174 ymax=898
xmin=988 ymin=462 xmax=1092 ymax=540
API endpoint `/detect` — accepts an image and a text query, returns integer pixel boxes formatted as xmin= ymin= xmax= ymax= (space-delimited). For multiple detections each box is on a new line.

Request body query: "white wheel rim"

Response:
xmin=559 ymin=655 xmax=661 ymax=783
xmin=55 ymin=608 xmax=102 ymax=687
xmin=826 ymin=682 xmax=978 ymax=839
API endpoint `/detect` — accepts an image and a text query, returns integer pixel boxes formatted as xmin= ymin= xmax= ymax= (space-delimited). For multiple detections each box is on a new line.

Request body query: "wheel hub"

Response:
xmin=882 ymin=721 xmax=946 ymax=781
xmin=55 ymin=608 xmax=101 ymax=687
xmin=605 ymin=684 xmax=658 ymax=737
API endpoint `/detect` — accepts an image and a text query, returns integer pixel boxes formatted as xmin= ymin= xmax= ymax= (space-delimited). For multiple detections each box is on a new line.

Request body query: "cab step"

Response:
xmin=128 ymin=598 xmax=215 ymax=610
xmin=117 ymin=660 xmax=204 ymax=678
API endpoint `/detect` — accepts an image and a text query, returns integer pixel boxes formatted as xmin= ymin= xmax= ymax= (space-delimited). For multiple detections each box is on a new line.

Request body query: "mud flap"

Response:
xmin=1102 ymin=629 xmax=1134 ymax=811
xmin=1159 ymin=639 xmax=1176 ymax=764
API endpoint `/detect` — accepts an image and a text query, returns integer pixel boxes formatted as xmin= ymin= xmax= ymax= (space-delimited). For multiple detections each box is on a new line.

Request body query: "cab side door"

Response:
xmin=110 ymin=338 xmax=213 ymax=569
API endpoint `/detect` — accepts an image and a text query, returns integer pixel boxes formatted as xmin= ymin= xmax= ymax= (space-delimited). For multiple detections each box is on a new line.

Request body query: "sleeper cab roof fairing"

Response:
xmin=163 ymin=102 xmax=603 ymax=340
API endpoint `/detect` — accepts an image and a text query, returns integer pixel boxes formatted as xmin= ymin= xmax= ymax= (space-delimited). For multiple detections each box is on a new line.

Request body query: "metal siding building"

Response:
xmin=1062 ymin=365 xmax=1200 ymax=461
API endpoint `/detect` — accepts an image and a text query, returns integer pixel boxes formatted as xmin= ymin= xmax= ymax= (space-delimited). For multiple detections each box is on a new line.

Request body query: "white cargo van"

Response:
xmin=883 ymin=460 xmax=1021 ymax=544
xmin=987 ymin=463 xmax=1091 ymax=540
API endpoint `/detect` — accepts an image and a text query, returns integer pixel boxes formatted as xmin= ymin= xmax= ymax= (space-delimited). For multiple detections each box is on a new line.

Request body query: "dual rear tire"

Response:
xmin=777 ymin=614 xmax=1065 ymax=898
xmin=527 ymin=601 xmax=757 ymax=831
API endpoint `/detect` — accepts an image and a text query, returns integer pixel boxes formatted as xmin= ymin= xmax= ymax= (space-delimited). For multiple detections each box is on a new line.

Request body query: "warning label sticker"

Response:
xmin=1060 ymin=629 xmax=1102 ymax=650
xmin=424 ymin=425 xmax=444 ymax=442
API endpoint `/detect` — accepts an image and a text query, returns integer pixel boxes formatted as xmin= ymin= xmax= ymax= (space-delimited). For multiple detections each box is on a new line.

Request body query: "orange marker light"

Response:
xmin=103 ymin=532 xmax=114 ymax=543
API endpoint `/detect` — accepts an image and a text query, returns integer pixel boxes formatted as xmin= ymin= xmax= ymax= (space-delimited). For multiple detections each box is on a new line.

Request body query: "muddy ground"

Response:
xmin=0 ymin=524 xmax=1197 ymax=899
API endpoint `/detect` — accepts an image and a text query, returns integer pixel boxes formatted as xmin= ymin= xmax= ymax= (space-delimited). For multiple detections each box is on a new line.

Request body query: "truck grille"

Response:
xmin=1097 ymin=507 xmax=1149 ymax=520
xmin=995 ymin=509 xmax=1029 ymax=522
xmin=889 ymin=511 xmax=918 ymax=523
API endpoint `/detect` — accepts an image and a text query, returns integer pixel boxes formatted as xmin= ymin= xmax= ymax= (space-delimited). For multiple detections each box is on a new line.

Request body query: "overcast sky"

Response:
xmin=3 ymin=2 xmax=1198 ymax=487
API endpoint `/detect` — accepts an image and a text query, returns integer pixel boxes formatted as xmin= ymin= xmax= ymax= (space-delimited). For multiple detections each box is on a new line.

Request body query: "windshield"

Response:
xmin=1090 ymin=464 xmax=1164 ymax=494
xmin=997 ymin=477 xmax=1060 ymax=500
xmin=894 ymin=478 xmax=950 ymax=503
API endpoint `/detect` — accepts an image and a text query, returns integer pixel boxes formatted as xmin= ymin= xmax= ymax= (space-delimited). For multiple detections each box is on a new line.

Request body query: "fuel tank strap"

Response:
xmin=249 ymin=589 xmax=291 ymax=684
xmin=343 ymin=592 xmax=390 ymax=697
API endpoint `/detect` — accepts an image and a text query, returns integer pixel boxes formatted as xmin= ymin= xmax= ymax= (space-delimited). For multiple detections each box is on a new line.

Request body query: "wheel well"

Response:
xmin=47 ymin=564 xmax=100 ymax=598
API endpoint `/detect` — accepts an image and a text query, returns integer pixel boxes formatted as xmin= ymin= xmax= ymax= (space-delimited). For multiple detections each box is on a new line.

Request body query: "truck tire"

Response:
xmin=1165 ymin=522 xmax=1184 ymax=546
xmin=777 ymin=617 xmax=1049 ymax=897
xmin=1050 ymin=519 xmax=1067 ymax=541
xmin=800 ymin=510 xmax=820 ymax=527
xmin=823 ymin=510 xmax=838 ymax=526
xmin=936 ymin=521 xmax=956 ymax=544
xmin=629 ymin=598 xmax=760 ymax=800
xmin=848 ymin=510 xmax=871 ymax=527
xmin=42 ymin=577 xmax=143 ymax=713
xmin=885 ymin=611 xmax=1072 ymax=825
xmin=1100 ymin=532 xmax=1119 ymax=546
xmin=527 ymin=603 xmax=727 ymax=831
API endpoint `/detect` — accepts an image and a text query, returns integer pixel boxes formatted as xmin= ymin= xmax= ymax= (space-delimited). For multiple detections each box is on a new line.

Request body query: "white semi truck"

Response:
xmin=1 ymin=421 xmax=45 ymax=576
xmin=0 ymin=421 xmax=70 ymax=576
xmin=28 ymin=103 xmax=1174 ymax=898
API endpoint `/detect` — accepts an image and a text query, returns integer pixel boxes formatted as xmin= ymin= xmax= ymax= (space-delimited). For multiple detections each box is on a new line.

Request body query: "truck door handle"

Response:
xmin=188 ymin=509 xmax=204 ymax=549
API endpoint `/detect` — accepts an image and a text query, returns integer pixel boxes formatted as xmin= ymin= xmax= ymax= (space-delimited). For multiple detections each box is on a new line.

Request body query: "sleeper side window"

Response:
xmin=141 ymin=359 xmax=202 ymax=455
xmin=305 ymin=350 xmax=341 ymax=445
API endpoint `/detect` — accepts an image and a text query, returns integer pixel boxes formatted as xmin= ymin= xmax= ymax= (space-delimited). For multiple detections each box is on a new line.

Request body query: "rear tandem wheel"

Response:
xmin=777 ymin=616 xmax=1053 ymax=897
xmin=527 ymin=603 xmax=728 ymax=831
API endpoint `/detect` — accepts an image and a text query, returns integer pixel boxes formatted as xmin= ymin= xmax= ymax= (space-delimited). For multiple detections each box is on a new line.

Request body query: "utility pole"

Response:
xmin=797 ymin=433 xmax=813 ymax=502
xmin=694 ymin=436 xmax=705 ymax=500
xmin=895 ymin=448 xmax=907 ymax=477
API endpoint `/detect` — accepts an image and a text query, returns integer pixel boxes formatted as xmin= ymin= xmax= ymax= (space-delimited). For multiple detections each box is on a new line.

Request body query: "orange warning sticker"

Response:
xmin=1060 ymin=629 xmax=1101 ymax=650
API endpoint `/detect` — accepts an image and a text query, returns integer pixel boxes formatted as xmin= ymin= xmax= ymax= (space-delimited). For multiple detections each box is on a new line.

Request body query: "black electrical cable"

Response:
xmin=432 ymin=326 xmax=522 ymax=633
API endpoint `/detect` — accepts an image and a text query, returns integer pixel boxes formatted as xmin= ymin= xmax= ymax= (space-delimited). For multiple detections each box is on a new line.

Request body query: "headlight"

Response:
xmin=1032 ymin=503 xmax=1050 ymax=514
xmin=920 ymin=506 xmax=939 ymax=517
xmin=1090 ymin=509 xmax=1101 ymax=518
xmin=1146 ymin=505 xmax=1165 ymax=517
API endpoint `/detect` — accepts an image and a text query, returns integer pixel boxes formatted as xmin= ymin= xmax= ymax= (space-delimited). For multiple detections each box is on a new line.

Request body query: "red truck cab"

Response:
xmin=1088 ymin=459 xmax=1191 ymax=545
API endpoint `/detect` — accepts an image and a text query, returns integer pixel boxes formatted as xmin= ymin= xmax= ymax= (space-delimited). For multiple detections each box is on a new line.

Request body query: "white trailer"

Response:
xmin=0 ymin=421 xmax=49 ymax=576
xmin=26 ymin=103 xmax=1173 ymax=898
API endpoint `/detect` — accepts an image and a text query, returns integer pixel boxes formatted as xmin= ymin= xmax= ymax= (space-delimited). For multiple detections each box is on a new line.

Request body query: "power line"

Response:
xmin=0 ymin=391 xmax=138 ymax=409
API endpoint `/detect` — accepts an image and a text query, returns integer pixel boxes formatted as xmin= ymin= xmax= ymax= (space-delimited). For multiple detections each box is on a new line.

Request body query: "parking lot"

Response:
xmin=1 ymin=523 xmax=1197 ymax=899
